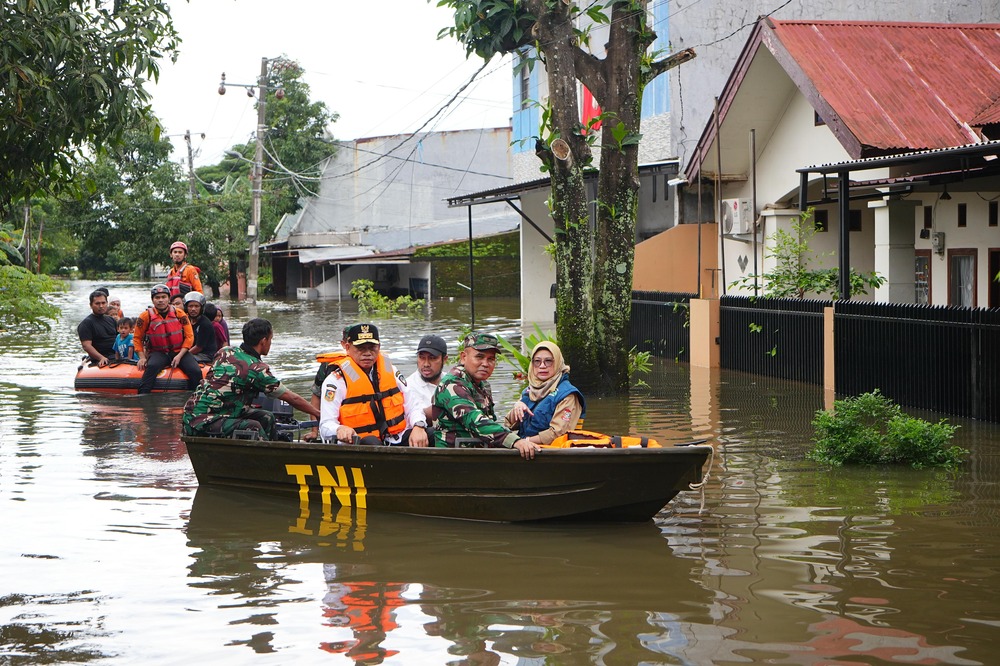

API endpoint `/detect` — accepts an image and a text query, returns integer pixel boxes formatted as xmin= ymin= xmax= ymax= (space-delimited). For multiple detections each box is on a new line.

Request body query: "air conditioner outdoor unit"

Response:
xmin=720 ymin=198 xmax=753 ymax=235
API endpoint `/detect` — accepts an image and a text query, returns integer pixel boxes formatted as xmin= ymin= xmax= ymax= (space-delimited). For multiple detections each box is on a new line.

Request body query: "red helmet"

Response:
xmin=170 ymin=241 xmax=188 ymax=253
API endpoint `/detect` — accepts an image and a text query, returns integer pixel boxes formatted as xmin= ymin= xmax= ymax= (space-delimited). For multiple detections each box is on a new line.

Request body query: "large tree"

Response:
xmin=438 ymin=0 xmax=694 ymax=393
xmin=56 ymin=120 xmax=254 ymax=292
xmin=0 ymin=0 xmax=179 ymax=216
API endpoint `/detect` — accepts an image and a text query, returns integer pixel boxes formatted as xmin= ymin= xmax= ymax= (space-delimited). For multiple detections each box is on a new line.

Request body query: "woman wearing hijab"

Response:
xmin=503 ymin=341 xmax=586 ymax=445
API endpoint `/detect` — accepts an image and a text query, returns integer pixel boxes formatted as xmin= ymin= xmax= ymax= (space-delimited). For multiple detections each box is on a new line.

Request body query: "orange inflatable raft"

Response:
xmin=74 ymin=359 xmax=210 ymax=393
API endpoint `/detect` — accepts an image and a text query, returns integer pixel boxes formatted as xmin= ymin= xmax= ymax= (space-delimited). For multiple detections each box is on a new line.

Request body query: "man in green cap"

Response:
xmin=432 ymin=332 xmax=540 ymax=459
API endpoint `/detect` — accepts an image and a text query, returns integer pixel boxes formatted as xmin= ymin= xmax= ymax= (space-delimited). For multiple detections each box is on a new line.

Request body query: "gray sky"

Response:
xmin=149 ymin=0 xmax=513 ymax=169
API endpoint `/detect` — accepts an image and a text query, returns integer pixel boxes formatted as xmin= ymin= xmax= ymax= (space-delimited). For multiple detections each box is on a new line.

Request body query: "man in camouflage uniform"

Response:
xmin=183 ymin=318 xmax=319 ymax=440
xmin=432 ymin=332 xmax=540 ymax=459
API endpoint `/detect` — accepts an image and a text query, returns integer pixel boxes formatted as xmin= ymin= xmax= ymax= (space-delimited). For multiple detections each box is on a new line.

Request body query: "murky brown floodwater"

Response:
xmin=2 ymin=280 xmax=998 ymax=664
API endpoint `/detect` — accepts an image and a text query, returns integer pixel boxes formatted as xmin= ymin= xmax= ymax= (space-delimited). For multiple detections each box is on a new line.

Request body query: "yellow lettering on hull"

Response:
xmin=284 ymin=464 xmax=367 ymax=506
xmin=284 ymin=463 xmax=368 ymax=546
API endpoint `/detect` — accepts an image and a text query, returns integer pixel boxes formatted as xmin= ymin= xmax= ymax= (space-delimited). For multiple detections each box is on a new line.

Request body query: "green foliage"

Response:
xmin=730 ymin=208 xmax=886 ymax=299
xmin=627 ymin=346 xmax=652 ymax=388
xmin=0 ymin=265 xmax=62 ymax=332
xmin=809 ymin=390 xmax=966 ymax=469
xmin=0 ymin=0 xmax=180 ymax=214
xmin=439 ymin=0 xmax=687 ymax=394
xmin=0 ymin=222 xmax=23 ymax=266
xmin=608 ymin=120 xmax=642 ymax=152
xmin=28 ymin=58 xmax=336 ymax=288
xmin=434 ymin=0 xmax=537 ymax=59
xmin=349 ymin=279 xmax=425 ymax=316
xmin=413 ymin=232 xmax=519 ymax=258
xmin=225 ymin=61 xmax=337 ymax=231
xmin=497 ymin=324 xmax=557 ymax=381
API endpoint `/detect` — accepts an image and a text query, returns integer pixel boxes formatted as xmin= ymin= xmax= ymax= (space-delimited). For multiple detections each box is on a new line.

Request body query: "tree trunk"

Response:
xmin=532 ymin=5 xmax=600 ymax=388
xmin=591 ymin=6 xmax=647 ymax=392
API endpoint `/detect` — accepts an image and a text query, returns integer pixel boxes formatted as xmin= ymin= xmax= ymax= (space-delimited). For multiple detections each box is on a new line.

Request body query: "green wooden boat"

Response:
xmin=183 ymin=435 xmax=712 ymax=523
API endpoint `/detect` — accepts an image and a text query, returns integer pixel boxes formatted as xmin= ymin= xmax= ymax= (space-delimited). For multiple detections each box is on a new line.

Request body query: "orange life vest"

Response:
xmin=316 ymin=350 xmax=348 ymax=364
xmin=165 ymin=262 xmax=199 ymax=298
xmin=337 ymin=355 xmax=406 ymax=439
xmin=145 ymin=306 xmax=185 ymax=352
xmin=546 ymin=429 xmax=661 ymax=448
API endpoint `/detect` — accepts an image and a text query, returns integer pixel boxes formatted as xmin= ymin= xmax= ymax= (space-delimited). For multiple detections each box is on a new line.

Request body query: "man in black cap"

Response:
xmin=318 ymin=323 xmax=430 ymax=447
xmin=406 ymin=334 xmax=448 ymax=421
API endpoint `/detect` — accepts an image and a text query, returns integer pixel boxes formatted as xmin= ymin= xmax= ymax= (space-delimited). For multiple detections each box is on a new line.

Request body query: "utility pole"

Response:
xmin=247 ymin=57 xmax=268 ymax=305
xmin=22 ymin=203 xmax=30 ymax=271
xmin=218 ymin=56 xmax=289 ymax=304
xmin=184 ymin=130 xmax=197 ymax=202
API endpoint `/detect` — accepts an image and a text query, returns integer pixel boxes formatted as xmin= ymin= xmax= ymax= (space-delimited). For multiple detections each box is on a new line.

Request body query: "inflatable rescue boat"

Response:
xmin=74 ymin=359 xmax=210 ymax=393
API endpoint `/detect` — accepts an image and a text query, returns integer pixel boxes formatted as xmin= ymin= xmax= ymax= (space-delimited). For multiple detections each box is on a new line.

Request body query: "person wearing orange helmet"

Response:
xmin=134 ymin=284 xmax=200 ymax=394
xmin=165 ymin=240 xmax=203 ymax=298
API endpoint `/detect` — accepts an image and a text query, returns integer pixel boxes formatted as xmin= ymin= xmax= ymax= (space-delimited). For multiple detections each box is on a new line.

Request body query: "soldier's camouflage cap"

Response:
xmin=463 ymin=332 xmax=500 ymax=351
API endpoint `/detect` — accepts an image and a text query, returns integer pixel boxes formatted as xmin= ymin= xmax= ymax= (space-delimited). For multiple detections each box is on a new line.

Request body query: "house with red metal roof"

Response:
xmin=668 ymin=18 xmax=1000 ymax=307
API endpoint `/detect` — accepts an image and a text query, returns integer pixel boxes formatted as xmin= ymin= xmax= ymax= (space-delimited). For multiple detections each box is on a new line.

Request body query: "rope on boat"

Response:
xmin=688 ymin=443 xmax=714 ymax=491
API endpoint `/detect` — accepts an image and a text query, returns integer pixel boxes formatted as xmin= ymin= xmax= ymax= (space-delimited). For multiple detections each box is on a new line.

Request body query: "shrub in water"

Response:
xmin=809 ymin=390 xmax=966 ymax=469
xmin=349 ymin=279 xmax=425 ymax=316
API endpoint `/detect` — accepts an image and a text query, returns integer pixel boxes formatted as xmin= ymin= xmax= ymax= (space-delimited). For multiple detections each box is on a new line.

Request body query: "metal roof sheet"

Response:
xmin=770 ymin=20 xmax=1000 ymax=152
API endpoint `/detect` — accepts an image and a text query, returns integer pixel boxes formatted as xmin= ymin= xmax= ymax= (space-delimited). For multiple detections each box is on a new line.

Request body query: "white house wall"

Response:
xmin=720 ymin=89 xmax=883 ymax=298
xmin=518 ymin=189 xmax=557 ymax=326
xmin=914 ymin=193 xmax=998 ymax=307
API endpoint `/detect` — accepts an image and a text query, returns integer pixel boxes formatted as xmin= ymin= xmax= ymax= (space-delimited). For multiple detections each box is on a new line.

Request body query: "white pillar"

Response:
xmin=870 ymin=199 xmax=920 ymax=303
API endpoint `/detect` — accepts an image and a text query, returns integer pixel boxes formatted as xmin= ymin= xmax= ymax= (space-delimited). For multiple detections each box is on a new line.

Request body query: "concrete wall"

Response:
xmin=289 ymin=128 xmax=519 ymax=251
xmin=633 ymin=224 xmax=719 ymax=297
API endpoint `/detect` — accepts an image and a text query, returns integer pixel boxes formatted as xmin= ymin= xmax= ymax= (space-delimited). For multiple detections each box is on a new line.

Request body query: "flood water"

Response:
xmin=2 ymin=280 xmax=999 ymax=664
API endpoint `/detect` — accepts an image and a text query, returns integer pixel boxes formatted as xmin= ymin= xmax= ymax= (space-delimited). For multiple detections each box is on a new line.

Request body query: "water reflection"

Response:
xmin=186 ymin=486 xmax=715 ymax=663
xmin=2 ymin=280 xmax=999 ymax=664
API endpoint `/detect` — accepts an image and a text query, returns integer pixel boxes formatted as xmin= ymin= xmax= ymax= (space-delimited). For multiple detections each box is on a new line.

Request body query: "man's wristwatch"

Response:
xmin=413 ymin=420 xmax=427 ymax=428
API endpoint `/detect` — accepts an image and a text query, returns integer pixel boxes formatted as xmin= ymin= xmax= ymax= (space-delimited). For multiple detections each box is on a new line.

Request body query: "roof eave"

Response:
xmin=764 ymin=19 xmax=865 ymax=159
xmin=684 ymin=19 xmax=771 ymax=182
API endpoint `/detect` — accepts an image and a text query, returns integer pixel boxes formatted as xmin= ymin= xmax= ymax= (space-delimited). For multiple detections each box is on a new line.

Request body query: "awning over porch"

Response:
xmin=296 ymin=246 xmax=377 ymax=264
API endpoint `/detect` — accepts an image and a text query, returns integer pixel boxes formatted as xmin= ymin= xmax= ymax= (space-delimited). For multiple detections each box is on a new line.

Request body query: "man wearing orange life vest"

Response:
xmin=165 ymin=241 xmax=203 ymax=298
xmin=303 ymin=326 xmax=350 ymax=442
xmin=133 ymin=284 xmax=201 ymax=394
xmin=318 ymin=323 xmax=430 ymax=446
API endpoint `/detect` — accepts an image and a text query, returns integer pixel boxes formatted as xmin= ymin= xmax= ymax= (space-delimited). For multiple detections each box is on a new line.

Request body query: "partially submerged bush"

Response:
xmin=349 ymin=279 xmax=425 ymax=316
xmin=809 ymin=390 xmax=966 ymax=469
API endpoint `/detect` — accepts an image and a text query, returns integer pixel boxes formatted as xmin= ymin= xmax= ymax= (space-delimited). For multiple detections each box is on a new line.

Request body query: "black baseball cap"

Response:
xmin=417 ymin=334 xmax=447 ymax=357
xmin=345 ymin=323 xmax=379 ymax=345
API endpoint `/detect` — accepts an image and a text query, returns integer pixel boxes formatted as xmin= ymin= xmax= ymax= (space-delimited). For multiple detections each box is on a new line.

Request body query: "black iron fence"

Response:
xmin=834 ymin=301 xmax=1000 ymax=421
xmin=630 ymin=291 xmax=693 ymax=362
xmin=720 ymin=296 xmax=830 ymax=384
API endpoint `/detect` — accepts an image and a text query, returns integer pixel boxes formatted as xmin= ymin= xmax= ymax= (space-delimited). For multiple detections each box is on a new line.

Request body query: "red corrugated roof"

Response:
xmin=770 ymin=20 xmax=1000 ymax=152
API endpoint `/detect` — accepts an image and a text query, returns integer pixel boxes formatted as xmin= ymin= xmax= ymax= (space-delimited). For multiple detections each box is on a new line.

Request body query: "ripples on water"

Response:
xmin=1 ymin=281 xmax=998 ymax=664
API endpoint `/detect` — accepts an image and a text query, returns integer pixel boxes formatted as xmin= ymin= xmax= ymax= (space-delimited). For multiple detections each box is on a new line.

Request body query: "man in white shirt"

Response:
xmin=405 ymin=334 xmax=449 ymax=421
xmin=319 ymin=324 xmax=429 ymax=446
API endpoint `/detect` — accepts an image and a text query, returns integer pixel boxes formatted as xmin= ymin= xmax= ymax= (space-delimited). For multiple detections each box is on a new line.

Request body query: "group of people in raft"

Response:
xmin=76 ymin=241 xmax=230 ymax=395
xmin=78 ymin=241 xmax=584 ymax=459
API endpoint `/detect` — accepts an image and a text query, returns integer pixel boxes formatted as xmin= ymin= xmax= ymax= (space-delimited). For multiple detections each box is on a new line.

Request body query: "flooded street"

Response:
xmin=2 ymin=281 xmax=999 ymax=664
